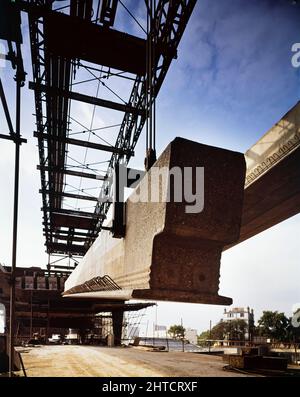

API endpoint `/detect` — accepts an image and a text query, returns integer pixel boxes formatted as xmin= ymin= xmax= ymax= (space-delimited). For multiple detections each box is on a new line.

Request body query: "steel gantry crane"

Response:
xmin=1 ymin=0 xmax=197 ymax=266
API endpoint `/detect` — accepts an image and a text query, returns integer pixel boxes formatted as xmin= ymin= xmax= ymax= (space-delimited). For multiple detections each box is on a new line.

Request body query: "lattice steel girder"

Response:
xmin=24 ymin=0 xmax=197 ymax=257
xmin=0 ymin=78 xmax=15 ymax=135
xmin=43 ymin=10 xmax=146 ymax=75
xmin=153 ymin=0 xmax=197 ymax=95
xmin=87 ymin=0 xmax=197 ymax=244
xmin=37 ymin=165 xmax=107 ymax=180
xmin=34 ymin=132 xmax=134 ymax=156
xmin=45 ymin=208 xmax=104 ymax=219
xmin=99 ymin=0 xmax=118 ymax=27
xmin=52 ymin=265 xmax=76 ymax=270
xmin=29 ymin=82 xmax=146 ymax=116
xmin=50 ymin=213 xmax=97 ymax=230
xmin=39 ymin=189 xmax=99 ymax=202
xmin=46 ymin=242 xmax=87 ymax=255
xmin=0 ymin=134 xmax=27 ymax=144
xmin=52 ymin=235 xmax=87 ymax=243
xmin=43 ymin=229 xmax=90 ymax=238
xmin=27 ymin=5 xmax=53 ymax=246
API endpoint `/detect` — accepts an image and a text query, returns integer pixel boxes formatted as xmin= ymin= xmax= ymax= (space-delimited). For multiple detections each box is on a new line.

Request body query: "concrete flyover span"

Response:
xmin=225 ymin=101 xmax=300 ymax=249
xmin=64 ymin=102 xmax=300 ymax=305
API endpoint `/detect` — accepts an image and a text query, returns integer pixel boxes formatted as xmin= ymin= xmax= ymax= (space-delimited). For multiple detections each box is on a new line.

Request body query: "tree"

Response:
xmin=201 ymin=319 xmax=248 ymax=341
xmin=197 ymin=330 xmax=210 ymax=346
xmin=227 ymin=319 xmax=248 ymax=341
xmin=257 ymin=311 xmax=289 ymax=342
xmin=286 ymin=309 xmax=300 ymax=344
xmin=168 ymin=325 xmax=185 ymax=339
xmin=198 ymin=330 xmax=210 ymax=340
xmin=210 ymin=322 xmax=227 ymax=340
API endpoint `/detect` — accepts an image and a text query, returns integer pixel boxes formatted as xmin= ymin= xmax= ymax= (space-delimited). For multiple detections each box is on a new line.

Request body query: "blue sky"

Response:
xmin=0 ymin=0 xmax=299 ymax=333
xmin=155 ymin=0 xmax=300 ymax=151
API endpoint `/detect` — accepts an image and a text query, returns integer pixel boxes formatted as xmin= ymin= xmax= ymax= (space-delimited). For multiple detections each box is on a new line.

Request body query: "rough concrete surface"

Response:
xmin=65 ymin=138 xmax=246 ymax=305
xmin=226 ymin=101 xmax=300 ymax=249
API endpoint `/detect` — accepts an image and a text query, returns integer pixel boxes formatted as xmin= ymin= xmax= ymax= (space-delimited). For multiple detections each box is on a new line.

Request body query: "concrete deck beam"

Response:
xmin=64 ymin=138 xmax=246 ymax=305
xmin=225 ymin=101 xmax=300 ymax=249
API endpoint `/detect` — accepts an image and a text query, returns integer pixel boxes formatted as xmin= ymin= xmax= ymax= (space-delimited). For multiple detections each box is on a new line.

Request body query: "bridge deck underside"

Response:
xmin=226 ymin=144 xmax=300 ymax=249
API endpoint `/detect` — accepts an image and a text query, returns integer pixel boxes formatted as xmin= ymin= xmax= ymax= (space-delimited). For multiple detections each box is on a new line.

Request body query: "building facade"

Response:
xmin=222 ymin=307 xmax=254 ymax=341
xmin=185 ymin=328 xmax=198 ymax=345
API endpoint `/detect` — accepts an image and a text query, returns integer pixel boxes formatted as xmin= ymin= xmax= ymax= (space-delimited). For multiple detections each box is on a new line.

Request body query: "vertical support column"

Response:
xmin=112 ymin=310 xmax=124 ymax=346
xmin=30 ymin=291 xmax=33 ymax=338
xmin=144 ymin=0 xmax=157 ymax=171
xmin=46 ymin=297 xmax=50 ymax=344
xmin=47 ymin=253 xmax=51 ymax=275
xmin=112 ymin=163 xmax=125 ymax=238
xmin=8 ymin=77 xmax=22 ymax=377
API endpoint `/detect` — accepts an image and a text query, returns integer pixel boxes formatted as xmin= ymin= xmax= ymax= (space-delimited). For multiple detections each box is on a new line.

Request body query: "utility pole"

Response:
xmin=30 ymin=291 xmax=33 ymax=338
xmin=6 ymin=40 xmax=26 ymax=377
xmin=181 ymin=318 xmax=184 ymax=352
xmin=145 ymin=320 xmax=149 ymax=339
xmin=209 ymin=320 xmax=212 ymax=353
xmin=8 ymin=71 xmax=22 ymax=378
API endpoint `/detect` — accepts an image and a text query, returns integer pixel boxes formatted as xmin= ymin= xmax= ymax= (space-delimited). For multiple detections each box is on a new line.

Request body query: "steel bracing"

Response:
xmin=16 ymin=0 xmax=196 ymax=259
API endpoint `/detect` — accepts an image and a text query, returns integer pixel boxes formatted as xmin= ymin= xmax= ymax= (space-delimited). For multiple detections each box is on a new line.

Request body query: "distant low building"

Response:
xmin=185 ymin=328 xmax=197 ymax=344
xmin=222 ymin=307 xmax=255 ymax=341
xmin=154 ymin=324 xmax=167 ymax=338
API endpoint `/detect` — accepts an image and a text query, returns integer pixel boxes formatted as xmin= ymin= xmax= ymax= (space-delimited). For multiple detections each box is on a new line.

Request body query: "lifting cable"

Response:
xmin=145 ymin=0 xmax=157 ymax=170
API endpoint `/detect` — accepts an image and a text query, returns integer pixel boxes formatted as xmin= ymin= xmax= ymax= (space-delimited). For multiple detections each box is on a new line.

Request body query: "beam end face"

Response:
xmin=129 ymin=138 xmax=245 ymax=304
xmin=65 ymin=138 xmax=246 ymax=305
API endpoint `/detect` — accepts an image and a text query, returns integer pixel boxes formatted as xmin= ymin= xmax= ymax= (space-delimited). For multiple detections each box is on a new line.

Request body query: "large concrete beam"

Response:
xmin=225 ymin=101 xmax=300 ymax=249
xmin=64 ymin=138 xmax=246 ymax=305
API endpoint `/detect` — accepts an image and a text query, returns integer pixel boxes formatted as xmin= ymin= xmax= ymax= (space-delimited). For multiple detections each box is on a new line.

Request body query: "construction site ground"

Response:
xmin=11 ymin=345 xmax=257 ymax=377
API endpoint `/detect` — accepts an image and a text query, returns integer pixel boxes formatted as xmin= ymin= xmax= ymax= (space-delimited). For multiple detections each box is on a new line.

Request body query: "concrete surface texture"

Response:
xmin=245 ymin=101 xmax=300 ymax=188
xmin=65 ymin=137 xmax=246 ymax=305
xmin=225 ymin=100 xmax=300 ymax=249
xmin=16 ymin=345 xmax=253 ymax=377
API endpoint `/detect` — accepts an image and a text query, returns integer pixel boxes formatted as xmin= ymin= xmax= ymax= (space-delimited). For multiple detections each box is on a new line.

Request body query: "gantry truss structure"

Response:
xmin=2 ymin=0 xmax=196 ymax=261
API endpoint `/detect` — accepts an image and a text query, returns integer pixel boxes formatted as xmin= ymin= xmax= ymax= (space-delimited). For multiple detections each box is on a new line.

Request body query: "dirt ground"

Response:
xmin=15 ymin=345 xmax=254 ymax=377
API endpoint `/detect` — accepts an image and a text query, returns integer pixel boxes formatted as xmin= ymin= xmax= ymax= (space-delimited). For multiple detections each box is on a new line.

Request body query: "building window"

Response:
xmin=240 ymin=313 xmax=244 ymax=317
